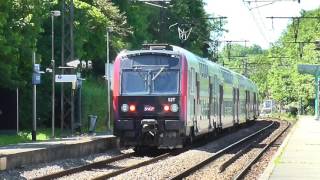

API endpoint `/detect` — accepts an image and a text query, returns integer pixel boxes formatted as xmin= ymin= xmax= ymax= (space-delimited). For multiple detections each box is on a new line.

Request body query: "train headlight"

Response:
xmin=121 ymin=104 xmax=129 ymax=112
xmin=170 ymin=104 xmax=179 ymax=112
xmin=163 ymin=105 xmax=170 ymax=112
xmin=129 ymin=104 xmax=136 ymax=112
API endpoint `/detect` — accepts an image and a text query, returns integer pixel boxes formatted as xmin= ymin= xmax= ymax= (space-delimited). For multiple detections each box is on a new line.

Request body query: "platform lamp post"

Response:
xmin=51 ymin=10 xmax=61 ymax=138
xmin=106 ymin=27 xmax=113 ymax=131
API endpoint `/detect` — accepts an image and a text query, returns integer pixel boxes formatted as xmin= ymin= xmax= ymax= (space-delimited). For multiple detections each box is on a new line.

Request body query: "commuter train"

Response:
xmin=113 ymin=44 xmax=259 ymax=149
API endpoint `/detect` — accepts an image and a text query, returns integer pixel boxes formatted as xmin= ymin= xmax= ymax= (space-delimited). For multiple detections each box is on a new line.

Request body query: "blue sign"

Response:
xmin=32 ymin=64 xmax=41 ymax=85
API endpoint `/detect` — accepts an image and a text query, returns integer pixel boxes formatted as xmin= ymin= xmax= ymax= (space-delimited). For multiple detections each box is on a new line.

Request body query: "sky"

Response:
xmin=204 ymin=0 xmax=320 ymax=49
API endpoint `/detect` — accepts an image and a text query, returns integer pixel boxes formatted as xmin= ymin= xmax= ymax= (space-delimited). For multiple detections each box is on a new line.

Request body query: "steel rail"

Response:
xmin=170 ymin=121 xmax=275 ymax=180
xmin=219 ymin=120 xmax=280 ymax=172
xmin=32 ymin=152 xmax=135 ymax=180
xmin=233 ymin=121 xmax=290 ymax=180
xmin=219 ymin=140 xmax=256 ymax=173
xmin=92 ymin=152 xmax=174 ymax=180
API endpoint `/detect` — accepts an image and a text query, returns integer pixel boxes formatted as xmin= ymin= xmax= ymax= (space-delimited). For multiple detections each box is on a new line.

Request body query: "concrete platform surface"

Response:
xmin=262 ymin=116 xmax=320 ymax=180
xmin=0 ymin=135 xmax=117 ymax=171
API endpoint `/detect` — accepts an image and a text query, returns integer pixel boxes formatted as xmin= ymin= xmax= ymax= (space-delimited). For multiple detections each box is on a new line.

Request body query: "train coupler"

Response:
xmin=141 ymin=119 xmax=158 ymax=137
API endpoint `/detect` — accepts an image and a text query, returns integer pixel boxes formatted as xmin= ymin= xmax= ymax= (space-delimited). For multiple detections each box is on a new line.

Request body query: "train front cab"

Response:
xmin=113 ymin=50 xmax=188 ymax=149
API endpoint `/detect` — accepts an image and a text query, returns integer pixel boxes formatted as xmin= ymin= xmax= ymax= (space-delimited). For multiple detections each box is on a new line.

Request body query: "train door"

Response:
xmin=208 ymin=76 xmax=213 ymax=130
xmin=253 ymin=93 xmax=256 ymax=118
xmin=232 ymin=88 xmax=236 ymax=125
xmin=254 ymin=93 xmax=258 ymax=118
xmin=195 ymin=72 xmax=200 ymax=133
xmin=250 ymin=92 xmax=253 ymax=119
xmin=232 ymin=88 xmax=239 ymax=125
xmin=213 ymin=75 xmax=218 ymax=128
xmin=236 ymin=88 xmax=240 ymax=123
xmin=245 ymin=90 xmax=250 ymax=121
xmin=245 ymin=90 xmax=248 ymax=121
xmin=219 ymin=85 xmax=223 ymax=128
xmin=188 ymin=68 xmax=194 ymax=127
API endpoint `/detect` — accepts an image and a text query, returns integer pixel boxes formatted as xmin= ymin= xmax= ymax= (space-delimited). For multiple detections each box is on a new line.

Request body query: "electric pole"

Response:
xmin=61 ymin=0 xmax=75 ymax=135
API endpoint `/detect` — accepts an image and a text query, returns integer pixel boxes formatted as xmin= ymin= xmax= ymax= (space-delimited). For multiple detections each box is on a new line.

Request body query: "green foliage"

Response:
xmin=269 ymin=113 xmax=298 ymax=123
xmin=167 ymin=0 xmax=216 ymax=55
xmin=0 ymin=0 xmax=128 ymax=130
xmin=0 ymin=129 xmax=50 ymax=146
xmin=112 ymin=0 xmax=222 ymax=56
xmin=265 ymin=8 xmax=320 ymax=109
xmin=219 ymin=8 xmax=320 ymax=113
xmin=81 ymin=76 xmax=109 ymax=132
xmin=0 ymin=0 xmax=52 ymax=89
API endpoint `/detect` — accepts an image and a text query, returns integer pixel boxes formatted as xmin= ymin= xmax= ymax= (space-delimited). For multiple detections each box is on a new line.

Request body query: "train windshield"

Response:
xmin=121 ymin=70 xmax=148 ymax=94
xmin=152 ymin=70 xmax=179 ymax=94
xmin=121 ymin=54 xmax=180 ymax=95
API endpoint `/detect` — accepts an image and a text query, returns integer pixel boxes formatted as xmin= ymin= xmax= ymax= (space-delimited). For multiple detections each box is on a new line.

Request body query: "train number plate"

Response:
xmin=144 ymin=105 xmax=155 ymax=112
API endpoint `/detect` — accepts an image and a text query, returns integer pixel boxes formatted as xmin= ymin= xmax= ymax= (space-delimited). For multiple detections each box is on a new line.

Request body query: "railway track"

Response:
xmin=170 ymin=120 xmax=288 ymax=180
xmin=92 ymin=151 xmax=176 ymax=180
xmin=33 ymin=149 xmax=182 ymax=180
xmin=32 ymin=119 xmax=287 ymax=180
xmin=32 ymin=152 xmax=135 ymax=180
xmin=233 ymin=120 xmax=290 ymax=180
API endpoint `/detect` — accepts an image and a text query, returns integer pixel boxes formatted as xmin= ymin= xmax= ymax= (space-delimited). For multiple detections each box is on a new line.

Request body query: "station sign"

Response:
xmin=297 ymin=64 xmax=320 ymax=75
xmin=55 ymin=74 xmax=77 ymax=83
xmin=105 ymin=63 xmax=114 ymax=90
xmin=32 ymin=64 xmax=41 ymax=85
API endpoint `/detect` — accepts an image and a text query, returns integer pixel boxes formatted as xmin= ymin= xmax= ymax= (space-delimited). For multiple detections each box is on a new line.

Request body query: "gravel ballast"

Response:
xmin=0 ymin=149 xmax=132 ymax=179
xmin=111 ymin=120 xmax=274 ymax=180
xmin=0 ymin=119 xmax=289 ymax=180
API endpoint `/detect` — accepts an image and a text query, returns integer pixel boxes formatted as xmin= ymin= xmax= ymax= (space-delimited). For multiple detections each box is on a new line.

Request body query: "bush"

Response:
xmin=81 ymin=76 xmax=111 ymax=132
xmin=288 ymin=106 xmax=298 ymax=117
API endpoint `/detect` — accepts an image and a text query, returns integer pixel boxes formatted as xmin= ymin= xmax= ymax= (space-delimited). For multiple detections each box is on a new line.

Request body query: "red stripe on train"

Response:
xmin=113 ymin=55 xmax=121 ymax=121
xmin=180 ymin=55 xmax=188 ymax=122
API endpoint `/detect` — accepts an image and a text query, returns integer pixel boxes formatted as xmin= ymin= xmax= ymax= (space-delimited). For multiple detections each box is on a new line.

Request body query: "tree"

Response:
xmin=0 ymin=0 xmax=129 ymax=128
xmin=0 ymin=0 xmax=52 ymax=89
xmin=265 ymin=8 xmax=320 ymax=110
xmin=112 ymin=0 xmax=223 ymax=56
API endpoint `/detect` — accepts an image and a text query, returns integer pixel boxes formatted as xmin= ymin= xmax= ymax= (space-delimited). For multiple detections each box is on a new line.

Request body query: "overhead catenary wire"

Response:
xmin=249 ymin=9 xmax=271 ymax=45
xmin=241 ymin=0 xmax=272 ymax=46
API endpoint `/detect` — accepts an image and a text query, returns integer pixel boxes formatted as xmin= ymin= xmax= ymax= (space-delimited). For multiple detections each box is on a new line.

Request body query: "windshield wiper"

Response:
xmin=152 ymin=67 xmax=165 ymax=81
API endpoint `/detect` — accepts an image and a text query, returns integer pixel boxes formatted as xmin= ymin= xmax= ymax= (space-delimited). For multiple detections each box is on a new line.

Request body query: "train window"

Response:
xmin=121 ymin=70 xmax=148 ymax=94
xmin=198 ymin=63 xmax=208 ymax=78
xmin=253 ymin=93 xmax=257 ymax=111
xmin=191 ymin=68 xmax=195 ymax=93
xmin=240 ymin=77 xmax=246 ymax=87
xmin=152 ymin=70 xmax=179 ymax=94
xmin=222 ymin=70 xmax=233 ymax=84
xmin=213 ymin=75 xmax=217 ymax=94
xmin=188 ymin=69 xmax=191 ymax=93
xmin=131 ymin=54 xmax=179 ymax=67
xmin=205 ymin=65 xmax=208 ymax=77
xmin=209 ymin=78 xmax=213 ymax=119
xmin=196 ymin=73 xmax=200 ymax=103
xmin=219 ymin=85 xmax=224 ymax=119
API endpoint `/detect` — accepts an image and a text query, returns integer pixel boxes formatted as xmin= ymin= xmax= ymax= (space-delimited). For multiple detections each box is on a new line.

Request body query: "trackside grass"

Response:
xmin=266 ymin=112 xmax=298 ymax=124
xmin=0 ymin=129 xmax=52 ymax=146
xmin=82 ymin=76 xmax=109 ymax=132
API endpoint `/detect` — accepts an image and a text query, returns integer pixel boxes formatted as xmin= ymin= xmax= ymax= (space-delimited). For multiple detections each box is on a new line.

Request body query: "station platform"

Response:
xmin=261 ymin=116 xmax=320 ymax=179
xmin=0 ymin=134 xmax=117 ymax=171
